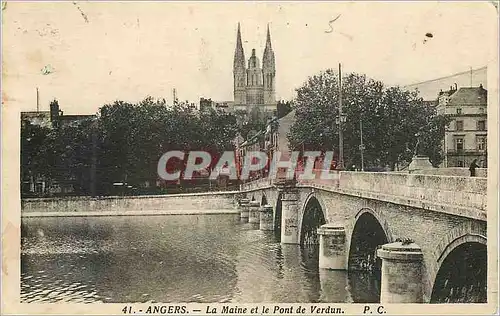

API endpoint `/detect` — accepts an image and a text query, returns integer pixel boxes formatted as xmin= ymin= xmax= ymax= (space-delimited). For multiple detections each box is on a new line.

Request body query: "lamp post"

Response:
xmin=335 ymin=113 xmax=346 ymax=169
xmin=337 ymin=63 xmax=345 ymax=170
xmin=359 ymin=119 xmax=365 ymax=171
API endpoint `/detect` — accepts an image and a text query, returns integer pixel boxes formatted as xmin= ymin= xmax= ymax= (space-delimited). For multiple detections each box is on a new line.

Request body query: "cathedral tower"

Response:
xmin=233 ymin=23 xmax=246 ymax=105
xmin=246 ymin=48 xmax=264 ymax=105
xmin=232 ymin=23 xmax=276 ymax=111
xmin=262 ymin=24 xmax=276 ymax=105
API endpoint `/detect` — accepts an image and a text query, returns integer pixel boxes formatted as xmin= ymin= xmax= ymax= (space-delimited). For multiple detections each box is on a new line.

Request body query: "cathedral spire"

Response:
xmin=234 ymin=23 xmax=245 ymax=70
xmin=263 ymin=23 xmax=275 ymax=69
xmin=265 ymin=24 xmax=272 ymax=50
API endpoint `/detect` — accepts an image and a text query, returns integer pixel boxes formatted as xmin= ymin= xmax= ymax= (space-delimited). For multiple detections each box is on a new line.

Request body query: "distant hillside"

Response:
xmin=404 ymin=67 xmax=487 ymax=101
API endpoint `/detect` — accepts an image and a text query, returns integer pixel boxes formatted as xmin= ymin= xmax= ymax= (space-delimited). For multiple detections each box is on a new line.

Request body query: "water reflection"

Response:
xmin=347 ymin=270 xmax=381 ymax=303
xmin=21 ymin=215 xmax=379 ymax=303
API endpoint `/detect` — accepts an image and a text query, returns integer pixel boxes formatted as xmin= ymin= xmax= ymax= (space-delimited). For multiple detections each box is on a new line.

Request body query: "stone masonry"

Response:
xmin=239 ymin=171 xmax=487 ymax=303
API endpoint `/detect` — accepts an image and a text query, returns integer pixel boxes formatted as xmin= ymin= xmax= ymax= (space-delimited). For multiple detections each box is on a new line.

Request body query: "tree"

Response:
xmin=42 ymin=118 xmax=96 ymax=195
xmin=20 ymin=119 xmax=51 ymax=195
xmin=419 ymin=114 xmax=452 ymax=167
xmin=288 ymin=69 xmax=448 ymax=170
xmin=236 ymin=106 xmax=269 ymax=140
xmin=95 ymin=97 xmax=239 ymax=193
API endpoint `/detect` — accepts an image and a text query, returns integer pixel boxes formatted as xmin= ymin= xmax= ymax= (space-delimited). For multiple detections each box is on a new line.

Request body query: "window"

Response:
xmin=457 ymin=160 xmax=464 ymax=167
xmin=455 ymin=120 xmax=464 ymax=131
xmin=455 ymin=137 xmax=464 ymax=151
xmin=477 ymin=120 xmax=486 ymax=131
xmin=479 ymin=107 xmax=485 ymax=114
xmin=477 ymin=136 xmax=487 ymax=151
xmin=456 ymin=108 xmax=462 ymax=114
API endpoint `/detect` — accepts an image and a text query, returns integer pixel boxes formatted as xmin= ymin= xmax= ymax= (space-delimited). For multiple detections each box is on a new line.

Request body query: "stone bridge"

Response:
xmin=237 ymin=171 xmax=487 ymax=304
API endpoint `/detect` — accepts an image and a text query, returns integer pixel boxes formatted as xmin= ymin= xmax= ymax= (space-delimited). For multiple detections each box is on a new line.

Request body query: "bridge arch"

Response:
xmin=347 ymin=208 xmax=393 ymax=272
xmin=430 ymin=232 xmax=487 ymax=303
xmin=299 ymin=193 xmax=327 ymax=246
xmin=346 ymin=208 xmax=392 ymax=302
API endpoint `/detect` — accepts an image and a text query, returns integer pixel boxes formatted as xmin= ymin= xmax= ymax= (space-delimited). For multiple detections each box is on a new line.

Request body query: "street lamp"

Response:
xmin=359 ymin=119 xmax=365 ymax=171
xmin=337 ymin=63 xmax=345 ymax=170
xmin=335 ymin=113 xmax=346 ymax=170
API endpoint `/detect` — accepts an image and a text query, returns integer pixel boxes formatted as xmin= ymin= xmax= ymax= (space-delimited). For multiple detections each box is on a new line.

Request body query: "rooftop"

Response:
xmin=404 ymin=66 xmax=487 ymax=101
xmin=448 ymin=86 xmax=487 ymax=106
xmin=21 ymin=111 xmax=50 ymax=116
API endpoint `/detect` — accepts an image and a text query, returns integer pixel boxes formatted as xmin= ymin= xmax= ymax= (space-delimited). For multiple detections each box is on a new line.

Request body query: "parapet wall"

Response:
xmin=408 ymin=167 xmax=487 ymax=178
xmin=22 ymin=191 xmax=239 ymax=216
xmin=338 ymin=172 xmax=487 ymax=210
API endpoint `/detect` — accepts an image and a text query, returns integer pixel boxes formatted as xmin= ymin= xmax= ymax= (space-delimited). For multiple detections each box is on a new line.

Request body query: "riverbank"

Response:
xmin=21 ymin=191 xmax=240 ymax=217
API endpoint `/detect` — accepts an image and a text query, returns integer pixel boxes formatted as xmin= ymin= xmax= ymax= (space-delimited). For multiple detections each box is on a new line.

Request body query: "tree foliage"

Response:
xmin=235 ymin=106 xmax=272 ymax=140
xmin=21 ymin=120 xmax=51 ymax=185
xmin=21 ymin=97 xmax=239 ymax=196
xmin=288 ymin=69 xmax=450 ymax=170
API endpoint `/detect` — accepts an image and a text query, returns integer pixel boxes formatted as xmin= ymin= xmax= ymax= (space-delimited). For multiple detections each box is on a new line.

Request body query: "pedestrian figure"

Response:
xmin=469 ymin=159 xmax=480 ymax=177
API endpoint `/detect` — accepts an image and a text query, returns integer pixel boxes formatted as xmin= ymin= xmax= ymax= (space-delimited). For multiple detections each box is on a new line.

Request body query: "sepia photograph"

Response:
xmin=1 ymin=1 xmax=498 ymax=315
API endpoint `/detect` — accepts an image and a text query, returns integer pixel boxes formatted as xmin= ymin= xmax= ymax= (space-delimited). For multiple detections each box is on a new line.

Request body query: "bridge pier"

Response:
xmin=260 ymin=205 xmax=274 ymax=230
xmin=239 ymin=198 xmax=250 ymax=223
xmin=377 ymin=242 xmax=424 ymax=303
xmin=248 ymin=201 xmax=260 ymax=223
xmin=317 ymin=224 xmax=347 ymax=270
xmin=280 ymin=189 xmax=299 ymax=244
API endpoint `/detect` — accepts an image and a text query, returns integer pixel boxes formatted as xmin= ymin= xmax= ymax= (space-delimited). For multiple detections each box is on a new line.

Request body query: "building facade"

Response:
xmin=233 ymin=23 xmax=277 ymax=113
xmin=199 ymin=97 xmax=232 ymax=112
xmin=443 ymin=85 xmax=487 ymax=168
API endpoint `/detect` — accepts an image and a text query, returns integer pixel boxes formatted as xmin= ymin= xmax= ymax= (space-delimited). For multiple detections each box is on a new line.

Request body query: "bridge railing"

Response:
xmin=337 ymin=172 xmax=487 ymax=210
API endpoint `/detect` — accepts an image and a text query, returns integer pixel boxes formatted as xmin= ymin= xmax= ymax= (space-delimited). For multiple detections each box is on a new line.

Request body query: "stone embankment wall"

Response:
xmin=22 ymin=191 xmax=239 ymax=217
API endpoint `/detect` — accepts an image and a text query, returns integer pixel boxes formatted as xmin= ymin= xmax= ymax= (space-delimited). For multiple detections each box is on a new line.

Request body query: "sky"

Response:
xmin=2 ymin=1 xmax=498 ymax=114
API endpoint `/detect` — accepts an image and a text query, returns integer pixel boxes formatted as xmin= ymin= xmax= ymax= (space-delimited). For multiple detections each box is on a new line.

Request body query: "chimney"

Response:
xmin=454 ymin=83 xmax=458 ymax=90
xmin=479 ymin=84 xmax=483 ymax=89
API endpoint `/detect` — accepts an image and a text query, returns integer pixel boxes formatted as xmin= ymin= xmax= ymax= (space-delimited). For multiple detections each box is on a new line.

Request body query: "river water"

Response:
xmin=21 ymin=214 xmax=380 ymax=303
